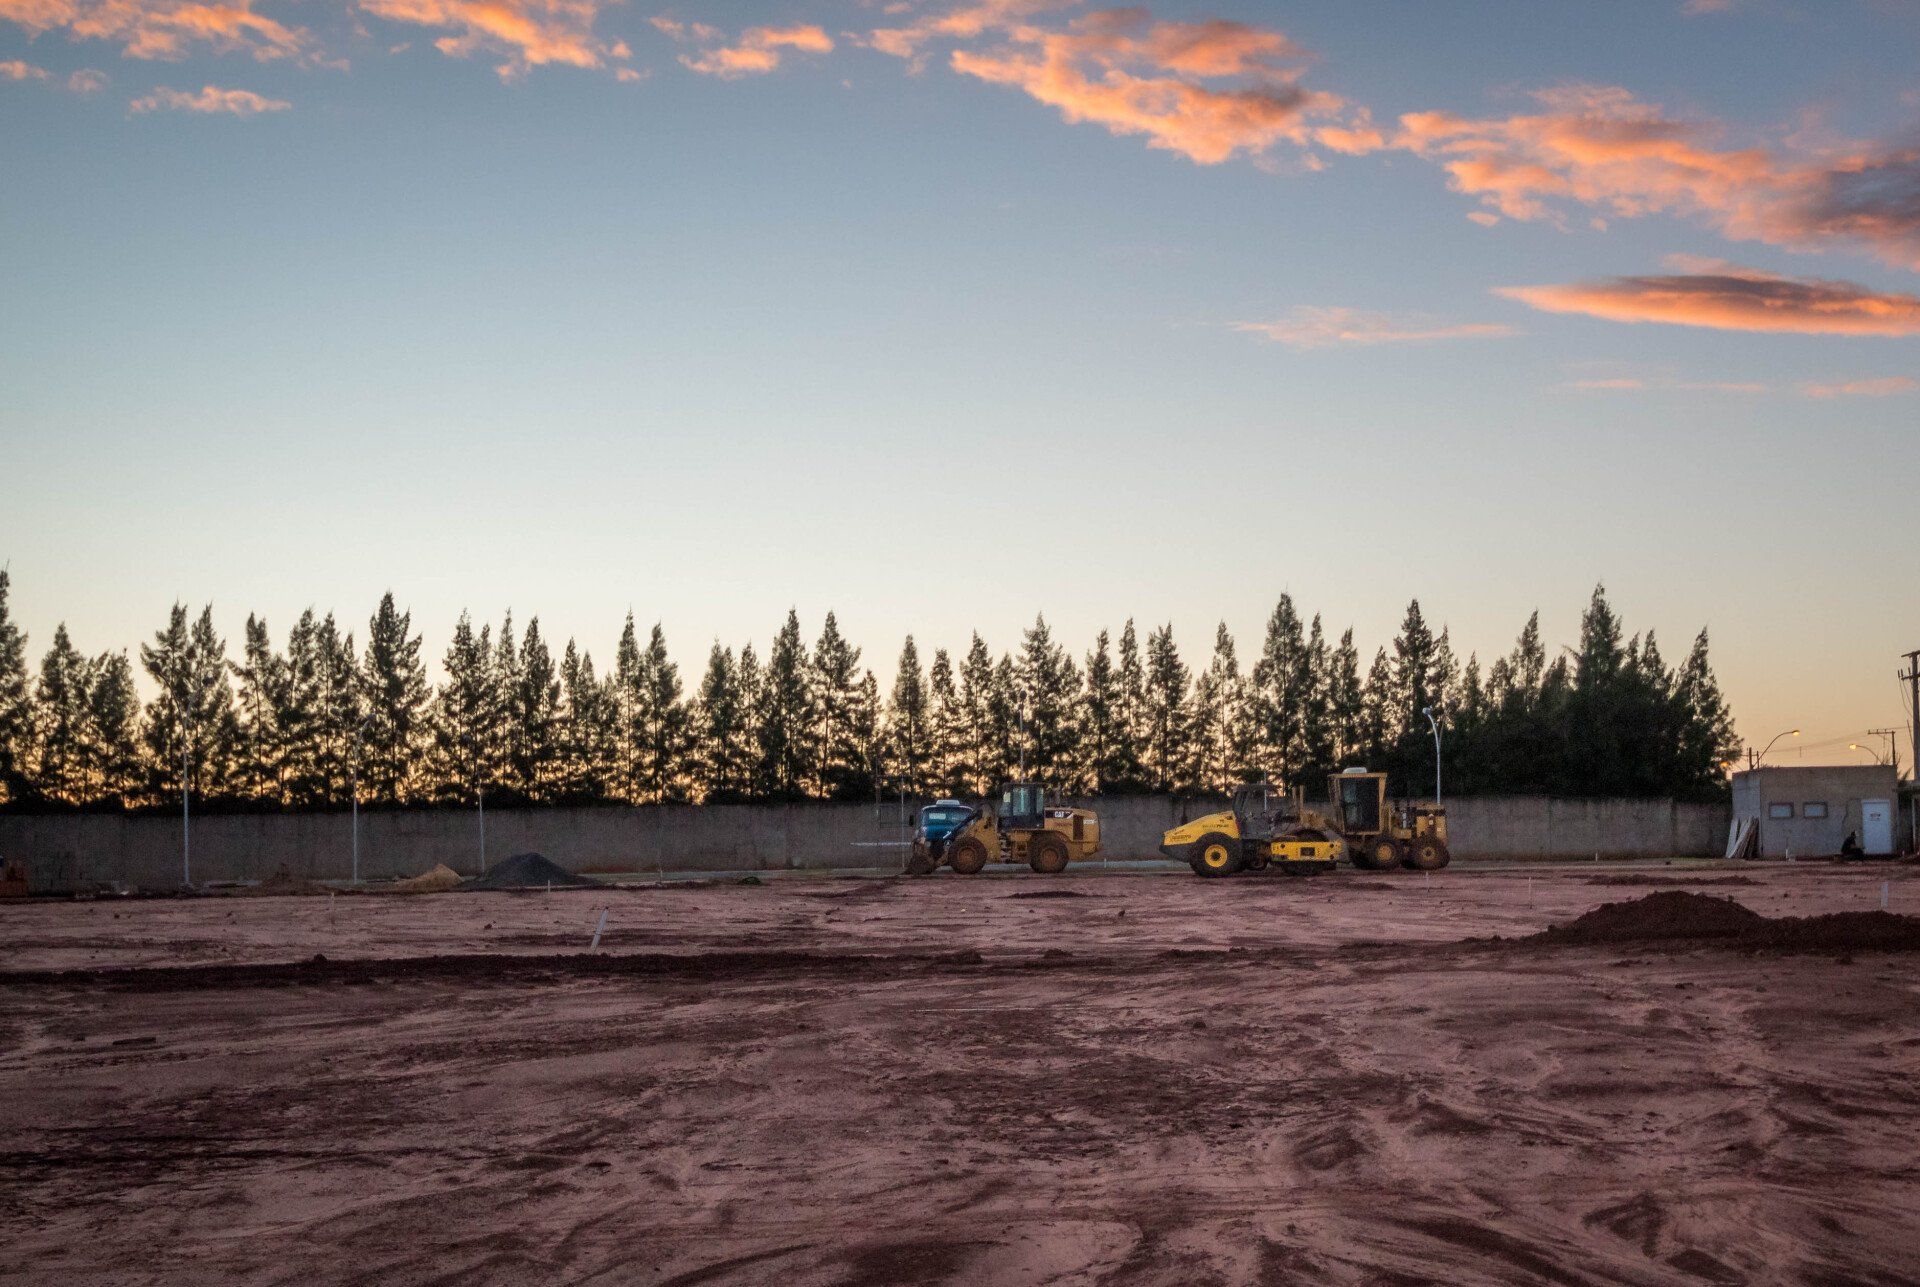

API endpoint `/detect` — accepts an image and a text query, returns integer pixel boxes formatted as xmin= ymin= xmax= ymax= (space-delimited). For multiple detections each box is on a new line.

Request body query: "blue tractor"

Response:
xmin=905 ymin=799 xmax=980 ymax=875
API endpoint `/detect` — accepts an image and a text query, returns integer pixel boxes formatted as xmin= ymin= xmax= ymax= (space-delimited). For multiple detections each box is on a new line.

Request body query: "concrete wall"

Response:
xmin=0 ymin=794 xmax=1730 ymax=890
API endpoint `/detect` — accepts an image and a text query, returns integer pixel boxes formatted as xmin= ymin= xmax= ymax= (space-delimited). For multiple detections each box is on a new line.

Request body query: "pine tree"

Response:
xmin=140 ymin=605 xmax=238 ymax=804
xmin=432 ymin=611 xmax=497 ymax=804
xmin=1142 ymin=624 xmax=1190 ymax=792
xmin=0 ymin=568 xmax=32 ymax=804
xmin=1015 ymin=614 xmax=1079 ymax=791
xmin=885 ymin=637 xmax=931 ymax=799
xmin=1250 ymin=596 xmax=1307 ymax=784
xmin=735 ymin=642 xmax=765 ymax=797
xmin=1298 ymin=615 xmax=1334 ymax=782
xmin=556 ymin=640 xmax=612 ymax=802
xmin=278 ymin=611 xmax=326 ymax=805
xmin=32 ymin=624 xmax=94 ymax=804
xmin=925 ymin=647 xmax=961 ymax=797
xmin=757 ymin=610 xmax=812 ymax=799
xmin=612 ymin=613 xmax=644 ymax=802
xmin=1325 ymin=628 xmax=1364 ymax=768
xmin=231 ymin=614 xmax=287 ymax=803
xmin=988 ymin=653 xmax=1018 ymax=783
xmin=313 ymin=614 xmax=362 ymax=804
xmin=1389 ymin=599 xmax=1437 ymax=757
xmin=953 ymin=634 xmax=998 ymax=796
xmin=1189 ymin=622 xmax=1249 ymax=793
xmin=509 ymin=617 xmax=561 ymax=800
xmin=811 ymin=612 xmax=866 ymax=800
xmin=847 ymin=669 xmax=882 ymax=800
xmin=1113 ymin=619 xmax=1150 ymax=793
xmin=1674 ymin=628 xmax=1739 ymax=796
xmin=635 ymin=624 xmax=689 ymax=803
xmin=88 ymin=651 xmax=142 ymax=807
xmin=1359 ymin=646 xmax=1394 ymax=767
xmin=691 ymin=642 xmax=747 ymax=802
xmin=362 ymin=593 xmax=429 ymax=804
xmin=1079 ymin=630 xmax=1123 ymax=794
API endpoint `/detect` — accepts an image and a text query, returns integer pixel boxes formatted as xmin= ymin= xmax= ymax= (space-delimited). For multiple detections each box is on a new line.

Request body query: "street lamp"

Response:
xmin=1849 ymin=742 xmax=1885 ymax=765
xmin=1753 ymin=728 xmax=1800 ymax=768
xmin=350 ymin=714 xmax=373 ymax=885
xmin=1421 ymin=705 xmax=1442 ymax=805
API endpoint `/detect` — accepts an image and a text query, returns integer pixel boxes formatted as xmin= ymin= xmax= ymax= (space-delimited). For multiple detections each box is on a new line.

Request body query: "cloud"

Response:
xmin=0 ymin=0 xmax=317 ymax=61
xmin=129 ymin=82 xmax=289 ymax=112
xmin=1682 ymin=0 xmax=1736 ymax=12
xmin=1 ymin=57 xmax=49 ymax=79
xmin=1563 ymin=375 xmax=1768 ymax=393
xmin=659 ymin=20 xmax=834 ymax=78
xmin=1566 ymin=377 xmax=1646 ymax=390
xmin=360 ymin=0 xmax=632 ymax=78
xmin=1498 ymin=266 xmax=1920 ymax=336
xmin=1796 ymin=375 xmax=1917 ymax=397
xmin=67 ymin=67 xmax=108 ymax=90
xmin=1392 ymin=84 xmax=1920 ymax=270
xmin=866 ymin=2 xmax=1371 ymax=166
xmin=1234 ymin=306 xmax=1517 ymax=349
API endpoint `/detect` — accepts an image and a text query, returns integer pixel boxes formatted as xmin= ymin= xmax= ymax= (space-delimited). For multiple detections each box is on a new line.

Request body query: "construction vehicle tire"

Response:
xmin=1359 ymin=838 xmax=1402 ymax=871
xmin=904 ymin=851 xmax=935 ymax=876
xmin=1190 ymin=833 xmax=1244 ymax=878
xmin=1028 ymin=835 xmax=1070 ymax=875
xmin=949 ymin=837 xmax=991 ymax=875
xmin=1407 ymin=839 xmax=1450 ymax=871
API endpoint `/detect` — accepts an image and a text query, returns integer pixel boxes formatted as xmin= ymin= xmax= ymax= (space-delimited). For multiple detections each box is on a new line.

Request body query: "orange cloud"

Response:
xmin=1234 ymin=307 xmax=1516 ymax=349
xmin=361 ymin=0 xmax=631 ymax=78
xmin=889 ymin=5 xmax=1365 ymax=165
xmin=1499 ymin=266 xmax=1920 ymax=336
xmin=0 ymin=0 xmax=316 ymax=61
xmin=1393 ymin=85 xmax=1920 ymax=270
xmin=656 ymin=17 xmax=834 ymax=78
xmin=129 ymin=82 xmax=289 ymax=112
xmin=1 ymin=57 xmax=48 ymax=78
xmin=67 ymin=67 xmax=108 ymax=90
xmin=1797 ymin=375 xmax=1917 ymax=398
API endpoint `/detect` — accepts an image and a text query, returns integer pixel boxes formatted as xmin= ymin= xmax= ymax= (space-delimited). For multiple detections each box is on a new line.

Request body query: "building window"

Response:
xmin=1803 ymin=802 xmax=1829 ymax=819
xmin=1767 ymin=803 xmax=1794 ymax=819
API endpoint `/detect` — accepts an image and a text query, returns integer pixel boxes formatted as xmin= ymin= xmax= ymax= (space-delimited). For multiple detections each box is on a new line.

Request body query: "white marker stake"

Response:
xmin=590 ymin=909 xmax=608 ymax=951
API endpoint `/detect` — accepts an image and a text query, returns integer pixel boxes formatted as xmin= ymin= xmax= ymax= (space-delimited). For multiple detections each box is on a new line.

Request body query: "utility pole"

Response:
xmin=1901 ymin=649 xmax=1919 ymax=786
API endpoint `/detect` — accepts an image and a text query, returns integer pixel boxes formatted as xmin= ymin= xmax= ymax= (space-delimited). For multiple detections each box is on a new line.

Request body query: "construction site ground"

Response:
xmin=3 ymin=860 xmax=1918 ymax=1285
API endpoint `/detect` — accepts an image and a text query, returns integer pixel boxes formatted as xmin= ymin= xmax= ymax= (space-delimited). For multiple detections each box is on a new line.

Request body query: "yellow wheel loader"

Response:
xmin=906 ymin=782 xmax=1100 ymax=876
xmin=1159 ymin=782 xmax=1345 ymax=878
xmin=1160 ymin=771 xmax=1450 ymax=878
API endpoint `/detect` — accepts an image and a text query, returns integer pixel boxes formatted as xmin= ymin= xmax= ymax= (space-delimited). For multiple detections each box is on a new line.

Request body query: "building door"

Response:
xmin=1862 ymin=799 xmax=1894 ymax=856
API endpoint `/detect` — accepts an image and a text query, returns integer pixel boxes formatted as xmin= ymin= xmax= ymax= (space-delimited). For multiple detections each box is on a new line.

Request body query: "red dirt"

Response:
xmin=1532 ymin=890 xmax=1920 ymax=951
xmin=3 ymin=864 xmax=1919 ymax=1284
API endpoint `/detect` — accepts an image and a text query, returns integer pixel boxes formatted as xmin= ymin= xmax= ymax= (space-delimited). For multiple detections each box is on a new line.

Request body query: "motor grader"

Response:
xmin=1159 ymin=770 xmax=1449 ymax=878
xmin=905 ymin=781 xmax=1100 ymax=875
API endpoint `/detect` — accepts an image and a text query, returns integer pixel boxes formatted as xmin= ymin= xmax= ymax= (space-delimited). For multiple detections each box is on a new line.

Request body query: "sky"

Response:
xmin=2 ymin=0 xmax=1918 ymax=768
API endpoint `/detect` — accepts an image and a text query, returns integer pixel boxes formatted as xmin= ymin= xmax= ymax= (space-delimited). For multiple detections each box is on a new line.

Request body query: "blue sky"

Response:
xmin=3 ymin=0 xmax=1917 ymax=763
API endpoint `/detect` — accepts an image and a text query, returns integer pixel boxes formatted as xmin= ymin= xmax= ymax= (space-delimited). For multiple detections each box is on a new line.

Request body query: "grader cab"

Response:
xmin=906 ymin=782 xmax=1100 ymax=875
xmin=1330 ymin=769 xmax=1450 ymax=871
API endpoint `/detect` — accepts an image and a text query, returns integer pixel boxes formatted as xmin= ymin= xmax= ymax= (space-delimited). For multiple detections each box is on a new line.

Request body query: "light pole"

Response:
xmin=1848 ymin=743 xmax=1882 ymax=764
xmin=350 ymin=714 xmax=372 ymax=885
xmin=1752 ymin=727 xmax=1800 ymax=768
xmin=1421 ymin=705 xmax=1443 ymax=805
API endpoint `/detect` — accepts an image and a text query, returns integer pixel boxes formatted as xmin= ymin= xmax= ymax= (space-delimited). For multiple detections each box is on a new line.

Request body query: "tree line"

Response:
xmin=0 ymin=569 xmax=1740 ymax=812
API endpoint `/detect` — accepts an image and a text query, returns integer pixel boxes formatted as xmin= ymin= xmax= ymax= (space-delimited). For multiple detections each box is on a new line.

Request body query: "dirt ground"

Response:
xmin=3 ymin=862 xmax=1919 ymax=1285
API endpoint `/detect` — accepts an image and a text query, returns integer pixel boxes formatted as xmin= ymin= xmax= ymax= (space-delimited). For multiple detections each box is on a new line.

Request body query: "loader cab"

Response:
xmin=995 ymin=782 xmax=1046 ymax=832
xmin=1332 ymin=769 xmax=1386 ymax=836
xmin=915 ymin=800 xmax=976 ymax=846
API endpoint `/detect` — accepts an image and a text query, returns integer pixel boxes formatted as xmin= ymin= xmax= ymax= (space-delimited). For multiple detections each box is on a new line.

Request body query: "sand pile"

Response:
xmin=458 ymin=853 xmax=601 ymax=891
xmin=389 ymin=863 xmax=463 ymax=894
xmin=1533 ymin=890 xmax=1920 ymax=951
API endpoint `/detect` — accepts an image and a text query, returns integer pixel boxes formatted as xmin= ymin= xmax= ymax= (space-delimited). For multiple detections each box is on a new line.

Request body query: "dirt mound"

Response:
xmin=388 ymin=863 xmax=463 ymax=894
xmin=1586 ymin=874 xmax=1756 ymax=888
xmin=458 ymin=853 xmax=601 ymax=892
xmin=1532 ymin=891 xmax=1920 ymax=951
xmin=239 ymin=865 xmax=329 ymax=897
